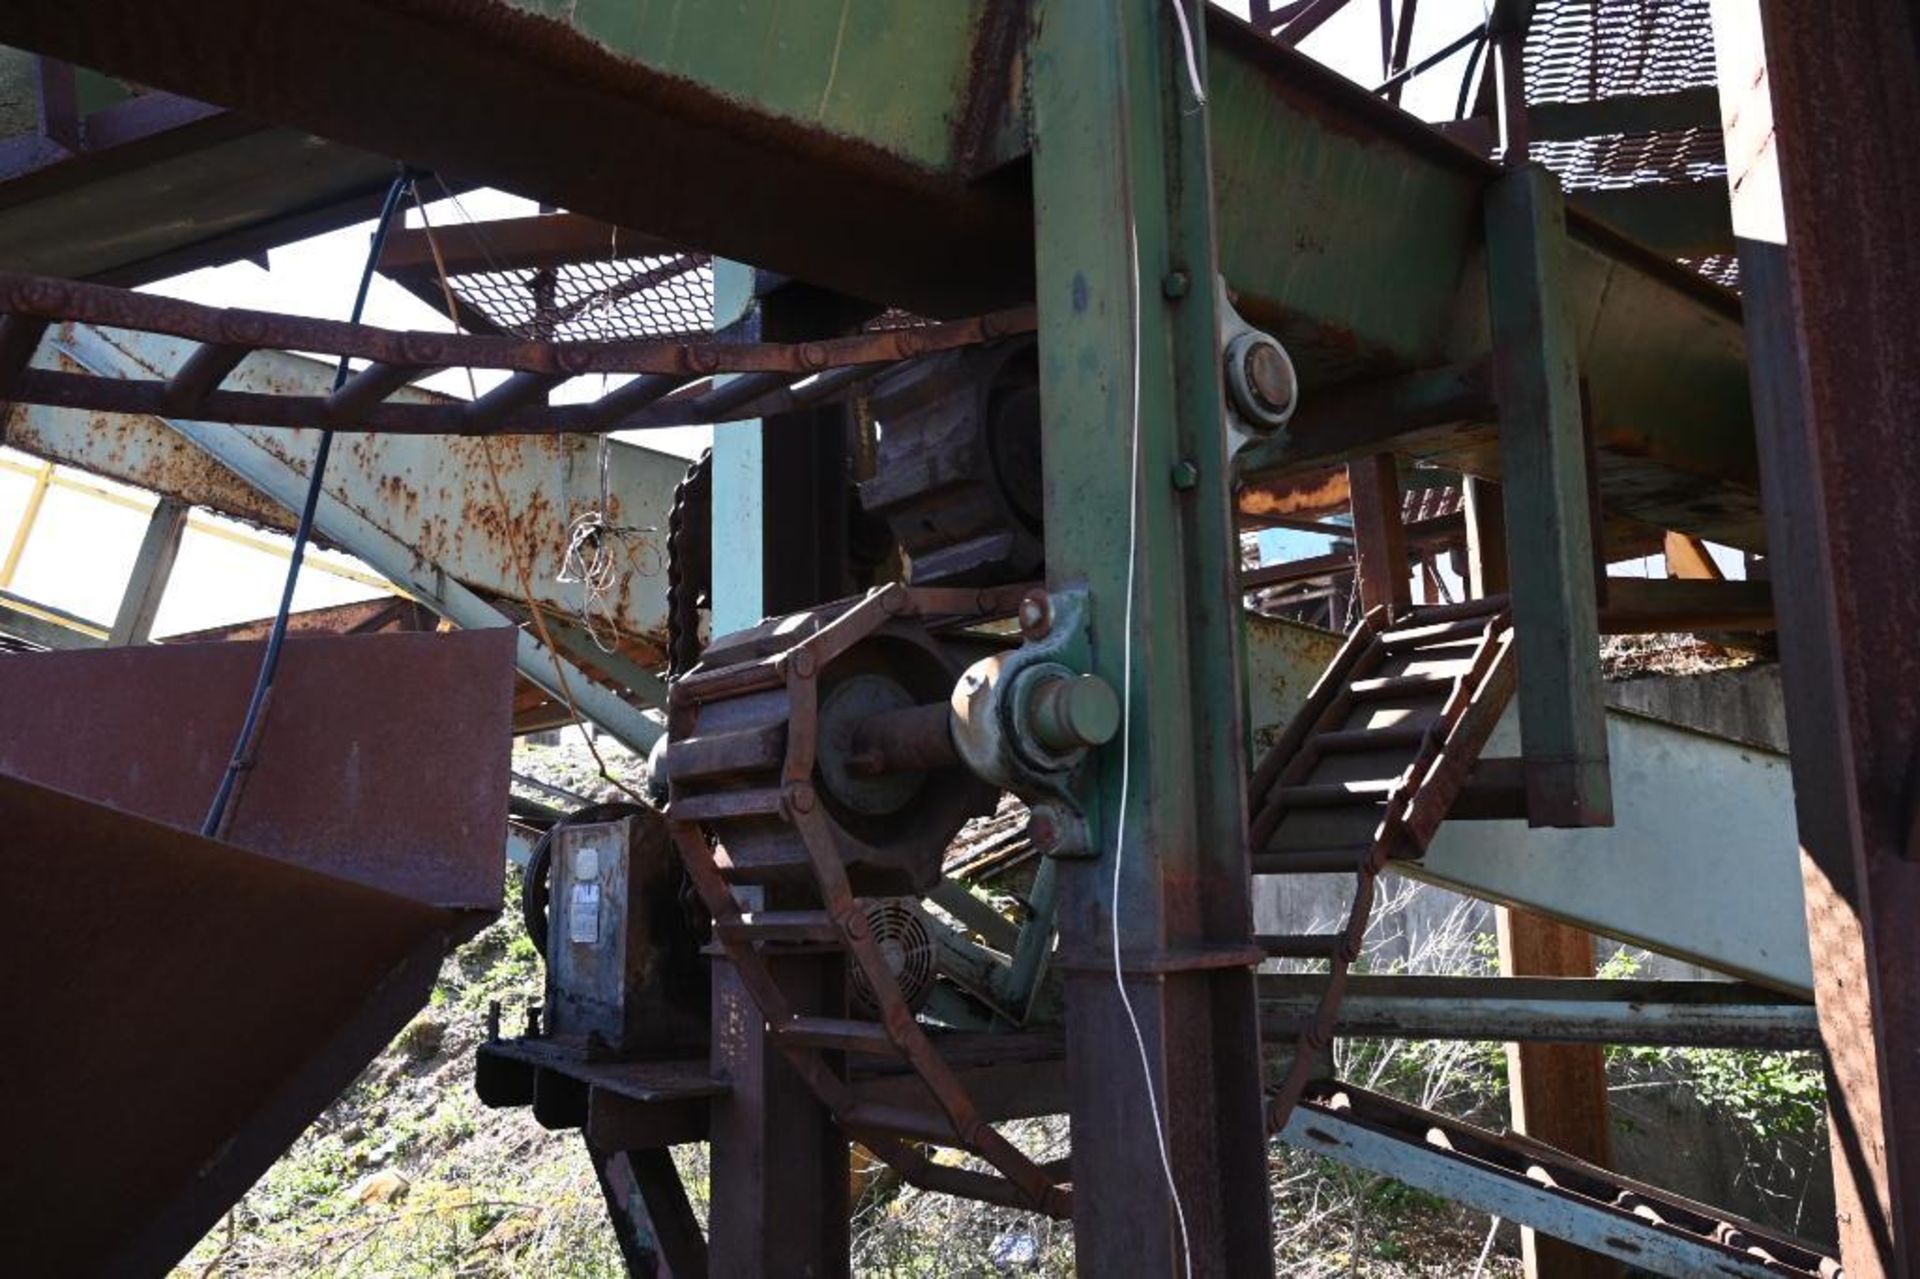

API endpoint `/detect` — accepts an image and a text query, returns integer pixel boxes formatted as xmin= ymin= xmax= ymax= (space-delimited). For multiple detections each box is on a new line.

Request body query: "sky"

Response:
xmin=4 ymin=0 xmax=1730 ymax=643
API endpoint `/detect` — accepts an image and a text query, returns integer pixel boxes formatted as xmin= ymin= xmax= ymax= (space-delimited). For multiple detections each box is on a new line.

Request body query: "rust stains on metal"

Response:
xmin=0 ymin=628 xmax=516 ymax=1273
xmin=0 ymin=0 xmax=1036 ymax=316
xmin=0 ymin=271 xmax=1035 ymax=434
xmin=1238 ymin=462 xmax=1350 ymax=521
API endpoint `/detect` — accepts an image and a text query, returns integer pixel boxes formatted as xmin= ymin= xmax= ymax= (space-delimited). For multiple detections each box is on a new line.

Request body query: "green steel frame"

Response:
xmin=0 ymin=1 xmax=1863 ymax=1275
xmin=1031 ymin=2 xmax=1271 ymax=1272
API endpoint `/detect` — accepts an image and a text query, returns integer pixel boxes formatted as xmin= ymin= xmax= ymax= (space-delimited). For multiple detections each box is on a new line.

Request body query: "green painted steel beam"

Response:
xmin=1032 ymin=2 xmax=1272 ymax=1271
xmin=1571 ymin=180 xmax=1734 ymax=259
xmin=1485 ymin=164 xmax=1610 ymax=828
xmin=0 ymin=3 xmax=1756 ymax=543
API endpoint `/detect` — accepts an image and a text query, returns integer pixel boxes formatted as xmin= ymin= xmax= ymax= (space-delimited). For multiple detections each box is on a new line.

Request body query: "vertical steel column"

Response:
xmin=1031 ymin=3 xmax=1273 ymax=1274
xmin=702 ymin=262 xmax=851 ymax=1279
xmin=1348 ymin=453 xmax=1411 ymax=614
xmin=107 ymin=495 xmax=188 ymax=646
xmin=1485 ymin=164 xmax=1610 ymax=828
xmin=1496 ymin=913 xmax=1620 ymax=1279
xmin=1470 ymin=473 xmax=1617 ymax=1277
xmin=1712 ymin=2 xmax=1920 ymax=1271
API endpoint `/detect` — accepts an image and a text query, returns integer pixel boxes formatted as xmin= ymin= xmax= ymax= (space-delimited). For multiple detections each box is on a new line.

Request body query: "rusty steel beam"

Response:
xmin=1346 ymin=453 xmax=1411 ymax=613
xmin=0 ymin=0 xmax=1037 ymax=317
xmin=379 ymin=212 xmax=679 ymax=278
xmin=1713 ymin=1 xmax=1920 ymax=1272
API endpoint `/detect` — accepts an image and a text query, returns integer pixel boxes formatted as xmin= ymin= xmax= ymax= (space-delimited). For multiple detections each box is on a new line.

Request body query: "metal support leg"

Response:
xmin=1497 ymin=910 xmax=1621 ymax=1279
xmin=587 ymin=1144 xmax=709 ymax=1279
xmin=1485 ymin=164 xmax=1611 ymax=828
xmin=107 ymin=495 xmax=187 ymax=646
xmin=1712 ymin=2 xmax=1920 ymax=1270
xmin=1031 ymin=3 xmax=1272 ymax=1274
xmin=1469 ymin=470 xmax=1618 ymax=1274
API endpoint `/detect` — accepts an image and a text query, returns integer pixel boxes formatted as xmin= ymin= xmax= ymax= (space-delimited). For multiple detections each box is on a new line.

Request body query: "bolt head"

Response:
xmin=1162 ymin=270 xmax=1191 ymax=299
xmin=1017 ymin=590 xmax=1052 ymax=639
xmin=1245 ymin=340 xmax=1293 ymax=413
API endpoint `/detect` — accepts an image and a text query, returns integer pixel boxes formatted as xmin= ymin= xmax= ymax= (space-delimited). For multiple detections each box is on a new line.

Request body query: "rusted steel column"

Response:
xmin=1497 ymin=911 xmax=1621 ymax=1279
xmin=1473 ymin=471 xmax=1618 ymax=1278
xmin=1712 ymin=1 xmax=1920 ymax=1271
xmin=587 ymin=1144 xmax=708 ymax=1278
xmin=1348 ymin=453 xmax=1412 ymax=614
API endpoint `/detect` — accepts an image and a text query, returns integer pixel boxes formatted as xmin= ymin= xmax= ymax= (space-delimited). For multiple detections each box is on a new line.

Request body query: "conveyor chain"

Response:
xmin=663 ymin=583 xmax=1071 ymax=1217
xmin=1290 ymin=1082 xmax=1841 ymax=1277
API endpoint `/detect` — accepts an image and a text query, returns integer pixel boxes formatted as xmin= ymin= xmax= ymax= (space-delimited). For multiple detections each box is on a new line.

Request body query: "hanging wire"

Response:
xmin=200 ymin=169 xmax=412 ymax=838
xmin=556 ymin=434 xmax=660 ymax=654
xmin=411 ymin=179 xmax=651 ymax=806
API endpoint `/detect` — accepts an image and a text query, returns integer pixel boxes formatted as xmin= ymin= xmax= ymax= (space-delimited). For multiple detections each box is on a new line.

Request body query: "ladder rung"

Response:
xmin=717 ymin=910 xmax=839 ymax=944
xmin=1379 ymin=616 xmax=1490 ymax=652
xmin=1251 ymin=845 xmax=1373 ymax=875
xmin=1272 ymin=779 xmax=1396 ymax=808
xmin=777 ymin=1015 xmax=902 ymax=1056
xmin=1350 ymin=672 xmax=1454 ymax=701
xmin=1258 ymin=933 xmax=1343 ymax=960
xmin=1311 ymin=722 xmax=1431 ymax=754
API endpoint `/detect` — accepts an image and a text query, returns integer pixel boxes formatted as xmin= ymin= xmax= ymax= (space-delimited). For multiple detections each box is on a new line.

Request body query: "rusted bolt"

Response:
xmin=685 ymin=346 xmax=720 ymax=374
xmin=1162 ymin=270 xmax=1191 ymax=300
xmin=1017 ymin=590 xmax=1052 ymax=640
xmin=784 ymin=782 xmax=817 ymax=816
xmin=1245 ymin=341 xmax=1293 ymax=413
xmin=1028 ymin=806 xmax=1061 ymax=854
xmin=783 ymin=649 xmax=816 ymax=680
xmin=799 ymin=341 xmax=828 ymax=370
xmin=1224 ymin=329 xmax=1297 ymax=431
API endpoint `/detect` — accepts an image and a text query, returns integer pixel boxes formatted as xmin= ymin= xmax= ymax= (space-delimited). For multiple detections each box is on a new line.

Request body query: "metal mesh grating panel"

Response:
xmin=1531 ymin=126 xmax=1726 ymax=192
xmin=1521 ymin=0 xmax=1734 ymax=288
xmin=447 ymin=253 xmax=715 ymax=342
xmin=1523 ymin=0 xmax=1718 ymax=104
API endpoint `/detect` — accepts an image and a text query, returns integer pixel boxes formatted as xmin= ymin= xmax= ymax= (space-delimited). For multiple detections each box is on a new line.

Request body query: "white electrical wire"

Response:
xmin=1110 ymin=214 xmax=1195 ymax=1279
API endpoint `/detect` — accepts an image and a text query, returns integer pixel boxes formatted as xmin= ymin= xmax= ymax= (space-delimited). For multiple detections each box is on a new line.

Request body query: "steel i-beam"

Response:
xmin=49 ymin=324 xmax=664 ymax=753
xmin=1031 ymin=2 xmax=1273 ymax=1274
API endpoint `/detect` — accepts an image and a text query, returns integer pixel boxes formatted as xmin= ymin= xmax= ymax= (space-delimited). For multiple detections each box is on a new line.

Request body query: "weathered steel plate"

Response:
xmin=0 ymin=628 xmax=516 ymax=1272
xmin=0 ymin=628 xmax=516 ymax=907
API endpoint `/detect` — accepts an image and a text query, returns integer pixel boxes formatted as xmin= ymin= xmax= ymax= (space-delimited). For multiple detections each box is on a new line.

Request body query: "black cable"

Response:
xmin=200 ymin=170 xmax=412 ymax=837
xmin=1455 ymin=11 xmax=1497 ymax=122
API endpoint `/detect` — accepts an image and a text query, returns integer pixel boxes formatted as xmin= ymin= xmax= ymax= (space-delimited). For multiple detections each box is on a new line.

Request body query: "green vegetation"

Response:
xmin=176 ymin=861 xmax=1829 ymax=1274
